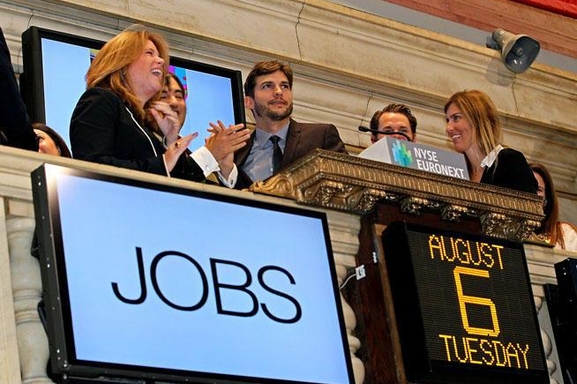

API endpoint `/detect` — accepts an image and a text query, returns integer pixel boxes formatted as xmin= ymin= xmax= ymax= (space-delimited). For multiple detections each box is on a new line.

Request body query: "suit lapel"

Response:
xmin=282 ymin=119 xmax=301 ymax=166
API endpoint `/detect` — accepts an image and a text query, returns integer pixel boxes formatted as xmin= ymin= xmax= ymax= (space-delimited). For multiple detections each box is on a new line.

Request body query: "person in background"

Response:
xmin=146 ymin=73 xmax=188 ymax=145
xmin=159 ymin=72 xmax=186 ymax=129
xmin=0 ymin=27 xmax=38 ymax=151
xmin=369 ymin=103 xmax=417 ymax=143
xmin=70 ymin=25 xmax=249 ymax=182
xmin=530 ymin=163 xmax=577 ymax=251
xmin=444 ymin=89 xmax=536 ymax=194
xmin=230 ymin=60 xmax=347 ymax=189
xmin=33 ymin=123 xmax=72 ymax=157
xmin=154 ymin=72 xmax=221 ymax=184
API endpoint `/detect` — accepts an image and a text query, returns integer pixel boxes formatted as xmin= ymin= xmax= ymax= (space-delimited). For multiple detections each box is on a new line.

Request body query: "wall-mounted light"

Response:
xmin=486 ymin=28 xmax=540 ymax=73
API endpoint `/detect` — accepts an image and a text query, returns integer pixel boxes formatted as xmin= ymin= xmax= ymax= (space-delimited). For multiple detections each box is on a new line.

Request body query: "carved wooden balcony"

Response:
xmin=249 ymin=149 xmax=543 ymax=242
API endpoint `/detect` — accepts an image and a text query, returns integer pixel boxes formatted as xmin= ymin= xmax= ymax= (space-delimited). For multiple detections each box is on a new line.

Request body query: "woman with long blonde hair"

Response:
xmin=70 ymin=25 xmax=248 ymax=182
xmin=444 ymin=90 xmax=536 ymax=193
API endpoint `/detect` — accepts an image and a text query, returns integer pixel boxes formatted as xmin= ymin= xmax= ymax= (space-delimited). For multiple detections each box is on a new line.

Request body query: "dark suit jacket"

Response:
xmin=481 ymin=147 xmax=537 ymax=194
xmin=0 ymin=28 xmax=38 ymax=150
xmin=71 ymin=87 xmax=205 ymax=181
xmin=233 ymin=118 xmax=347 ymax=189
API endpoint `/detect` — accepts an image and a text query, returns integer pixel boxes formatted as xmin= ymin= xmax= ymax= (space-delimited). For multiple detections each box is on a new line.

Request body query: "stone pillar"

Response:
xmin=336 ymin=263 xmax=365 ymax=384
xmin=7 ymin=217 xmax=53 ymax=384
xmin=328 ymin=210 xmax=365 ymax=383
xmin=0 ymin=199 xmax=22 ymax=384
xmin=535 ymin=295 xmax=561 ymax=384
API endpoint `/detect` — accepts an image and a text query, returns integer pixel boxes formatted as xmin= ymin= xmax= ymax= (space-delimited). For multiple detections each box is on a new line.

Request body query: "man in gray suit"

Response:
xmin=231 ymin=60 xmax=347 ymax=189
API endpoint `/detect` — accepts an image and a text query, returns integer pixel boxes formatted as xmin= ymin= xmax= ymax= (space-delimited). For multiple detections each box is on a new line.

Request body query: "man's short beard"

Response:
xmin=255 ymin=102 xmax=293 ymax=121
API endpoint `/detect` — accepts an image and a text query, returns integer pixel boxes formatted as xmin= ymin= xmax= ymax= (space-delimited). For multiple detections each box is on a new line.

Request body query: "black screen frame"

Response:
xmin=31 ymin=163 xmax=354 ymax=384
xmin=20 ymin=26 xmax=103 ymax=125
xmin=20 ymin=26 xmax=246 ymax=149
xmin=381 ymin=221 xmax=549 ymax=384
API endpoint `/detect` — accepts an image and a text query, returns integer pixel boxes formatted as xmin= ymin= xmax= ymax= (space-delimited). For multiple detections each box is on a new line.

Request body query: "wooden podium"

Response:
xmin=250 ymin=149 xmax=546 ymax=384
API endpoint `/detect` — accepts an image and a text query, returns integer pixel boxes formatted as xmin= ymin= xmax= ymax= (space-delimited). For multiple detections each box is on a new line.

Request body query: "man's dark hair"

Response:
xmin=370 ymin=103 xmax=418 ymax=135
xmin=244 ymin=60 xmax=293 ymax=98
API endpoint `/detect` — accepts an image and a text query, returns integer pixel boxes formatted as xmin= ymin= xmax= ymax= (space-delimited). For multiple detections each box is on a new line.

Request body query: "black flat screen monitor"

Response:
xmin=21 ymin=26 xmax=245 ymax=153
xmin=31 ymin=163 xmax=354 ymax=384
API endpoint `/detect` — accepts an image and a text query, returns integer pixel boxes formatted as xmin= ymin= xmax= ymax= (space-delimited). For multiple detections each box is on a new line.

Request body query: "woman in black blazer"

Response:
xmin=70 ymin=25 xmax=248 ymax=181
xmin=444 ymin=89 xmax=537 ymax=194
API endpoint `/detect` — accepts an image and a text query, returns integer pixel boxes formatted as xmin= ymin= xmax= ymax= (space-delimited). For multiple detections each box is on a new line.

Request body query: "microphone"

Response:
xmin=358 ymin=125 xmax=412 ymax=142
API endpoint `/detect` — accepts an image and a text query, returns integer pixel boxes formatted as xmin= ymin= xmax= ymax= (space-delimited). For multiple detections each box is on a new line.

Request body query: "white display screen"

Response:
xmin=34 ymin=164 xmax=353 ymax=384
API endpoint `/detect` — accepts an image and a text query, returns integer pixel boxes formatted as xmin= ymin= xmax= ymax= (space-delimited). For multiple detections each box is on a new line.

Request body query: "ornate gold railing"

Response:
xmin=250 ymin=149 xmax=543 ymax=242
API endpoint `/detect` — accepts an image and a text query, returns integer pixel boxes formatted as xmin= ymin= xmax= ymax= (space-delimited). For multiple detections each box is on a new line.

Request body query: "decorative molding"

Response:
xmin=250 ymin=149 xmax=543 ymax=241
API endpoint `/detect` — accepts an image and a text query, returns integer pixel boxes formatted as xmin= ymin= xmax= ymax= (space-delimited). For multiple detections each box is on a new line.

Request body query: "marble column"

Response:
xmin=328 ymin=210 xmax=365 ymax=383
xmin=7 ymin=217 xmax=53 ymax=384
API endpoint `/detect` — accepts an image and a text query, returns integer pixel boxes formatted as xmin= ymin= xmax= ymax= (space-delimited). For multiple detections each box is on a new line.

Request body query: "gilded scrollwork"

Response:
xmin=400 ymin=196 xmax=429 ymax=215
xmin=302 ymin=180 xmax=353 ymax=208
xmin=441 ymin=204 xmax=471 ymax=222
xmin=250 ymin=150 xmax=544 ymax=241
xmin=343 ymin=188 xmax=388 ymax=214
xmin=515 ymin=219 xmax=542 ymax=242
xmin=480 ymin=212 xmax=510 ymax=237
xmin=249 ymin=174 xmax=296 ymax=198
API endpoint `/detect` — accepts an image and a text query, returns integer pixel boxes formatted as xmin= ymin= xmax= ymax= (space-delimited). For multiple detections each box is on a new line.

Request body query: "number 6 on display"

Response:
xmin=453 ymin=266 xmax=500 ymax=337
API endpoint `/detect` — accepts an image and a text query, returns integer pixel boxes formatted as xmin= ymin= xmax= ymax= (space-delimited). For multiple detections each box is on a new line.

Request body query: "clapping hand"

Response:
xmin=206 ymin=120 xmax=250 ymax=177
xmin=163 ymin=132 xmax=198 ymax=172
xmin=149 ymin=101 xmax=181 ymax=145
